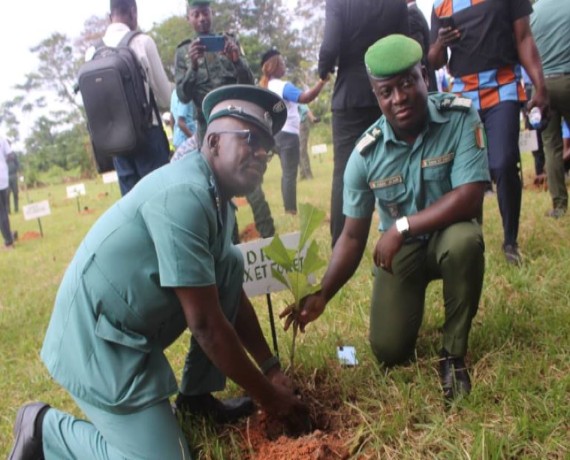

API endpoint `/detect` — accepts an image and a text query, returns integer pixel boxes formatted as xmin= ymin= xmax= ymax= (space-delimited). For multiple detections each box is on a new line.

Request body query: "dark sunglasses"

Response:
xmin=214 ymin=129 xmax=275 ymax=161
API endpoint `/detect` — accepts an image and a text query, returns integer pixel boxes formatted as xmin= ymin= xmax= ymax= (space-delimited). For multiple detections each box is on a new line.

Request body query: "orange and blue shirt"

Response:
xmin=431 ymin=0 xmax=533 ymax=110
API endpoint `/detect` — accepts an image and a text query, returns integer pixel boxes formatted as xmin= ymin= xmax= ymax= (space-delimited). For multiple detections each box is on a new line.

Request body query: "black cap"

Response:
xmin=260 ymin=48 xmax=280 ymax=67
xmin=202 ymin=85 xmax=288 ymax=137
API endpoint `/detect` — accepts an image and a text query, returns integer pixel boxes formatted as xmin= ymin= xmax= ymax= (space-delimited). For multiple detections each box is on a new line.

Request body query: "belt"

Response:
xmin=545 ymin=73 xmax=570 ymax=79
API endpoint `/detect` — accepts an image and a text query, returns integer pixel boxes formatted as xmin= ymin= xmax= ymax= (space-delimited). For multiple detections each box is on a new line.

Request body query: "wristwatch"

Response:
xmin=395 ymin=216 xmax=410 ymax=237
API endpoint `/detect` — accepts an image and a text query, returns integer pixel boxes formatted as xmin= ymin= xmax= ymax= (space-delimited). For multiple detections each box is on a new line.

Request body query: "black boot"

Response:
xmin=439 ymin=349 xmax=471 ymax=401
xmin=8 ymin=402 xmax=50 ymax=460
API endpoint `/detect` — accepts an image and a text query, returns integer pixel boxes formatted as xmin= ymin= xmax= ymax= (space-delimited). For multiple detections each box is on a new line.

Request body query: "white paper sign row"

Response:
xmin=66 ymin=183 xmax=86 ymax=198
xmin=23 ymin=200 xmax=51 ymax=221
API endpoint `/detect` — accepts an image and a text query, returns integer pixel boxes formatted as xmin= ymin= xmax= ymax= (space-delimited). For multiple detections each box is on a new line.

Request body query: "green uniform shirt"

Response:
xmin=41 ymin=153 xmax=241 ymax=414
xmin=531 ymin=0 xmax=570 ymax=75
xmin=175 ymin=35 xmax=254 ymax=139
xmin=344 ymin=93 xmax=490 ymax=233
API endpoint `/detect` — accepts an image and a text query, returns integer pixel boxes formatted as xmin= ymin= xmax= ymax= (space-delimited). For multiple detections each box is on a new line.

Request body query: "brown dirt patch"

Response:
xmin=227 ymin=366 xmax=355 ymax=459
xmin=80 ymin=207 xmax=96 ymax=215
xmin=20 ymin=231 xmax=42 ymax=241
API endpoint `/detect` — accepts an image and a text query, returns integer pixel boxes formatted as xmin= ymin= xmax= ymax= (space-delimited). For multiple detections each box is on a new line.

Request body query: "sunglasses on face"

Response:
xmin=214 ymin=129 xmax=275 ymax=161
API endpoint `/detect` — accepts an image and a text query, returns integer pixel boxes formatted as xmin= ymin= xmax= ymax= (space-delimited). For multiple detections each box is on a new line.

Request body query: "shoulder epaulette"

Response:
xmin=176 ymin=38 xmax=193 ymax=49
xmin=355 ymin=125 xmax=383 ymax=156
xmin=438 ymin=95 xmax=472 ymax=112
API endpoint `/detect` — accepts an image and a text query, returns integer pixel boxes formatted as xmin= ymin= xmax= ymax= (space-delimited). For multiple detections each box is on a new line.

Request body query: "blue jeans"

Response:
xmin=479 ymin=101 xmax=522 ymax=247
xmin=113 ymin=125 xmax=170 ymax=196
xmin=275 ymin=131 xmax=300 ymax=213
xmin=0 ymin=188 xmax=13 ymax=246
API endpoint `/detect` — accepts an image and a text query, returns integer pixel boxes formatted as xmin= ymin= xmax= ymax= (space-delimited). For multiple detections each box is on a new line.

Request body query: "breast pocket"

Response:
xmin=422 ymin=154 xmax=453 ymax=199
xmin=373 ymin=182 xmax=407 ymax=219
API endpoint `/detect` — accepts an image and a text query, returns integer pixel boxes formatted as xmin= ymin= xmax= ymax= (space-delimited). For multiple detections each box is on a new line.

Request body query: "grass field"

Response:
xmin=0 ymin=130 xmax=569 ymax=458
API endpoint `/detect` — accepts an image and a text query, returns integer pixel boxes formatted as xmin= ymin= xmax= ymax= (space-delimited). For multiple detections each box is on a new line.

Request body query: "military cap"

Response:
xmin=365 ymin=34 xmax=423 ymax=80
xmin=188 ymin=0 xmax=210 ymax=7
xmin=202 ymin=85 xmax=288 ymax=137
xmin=261 ymin=48 xmax=280 ymax=68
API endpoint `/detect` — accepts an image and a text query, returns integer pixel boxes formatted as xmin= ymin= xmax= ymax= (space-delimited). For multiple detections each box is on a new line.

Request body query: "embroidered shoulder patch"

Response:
xmin=421 ymin=153 xmax=454 ymax=168
xmin=356 ymin=127 xmax=382 ymax=155
xmin=474 ymin=123 xmax=486 ymax=149
xmin=369 ymin=175 xmax=403 ymax=189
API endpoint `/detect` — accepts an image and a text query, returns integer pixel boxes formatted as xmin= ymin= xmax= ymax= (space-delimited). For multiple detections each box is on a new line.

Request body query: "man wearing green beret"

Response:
xmin=285 ymin=35 xmax=490 ymax=402
xmin=8 ymin=85 xmax=309 ymax=459
xmin=174 ymin=0 xmax=275 ymax=243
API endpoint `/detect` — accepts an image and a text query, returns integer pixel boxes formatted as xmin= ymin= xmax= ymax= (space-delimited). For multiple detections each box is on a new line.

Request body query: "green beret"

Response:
xmin=202 ymin=85 xmax=288 ymax=137
xmin=188 ymin=0 xmax=210 ymax=7
xmin=365 ymin=34 xmax=423 ymax=80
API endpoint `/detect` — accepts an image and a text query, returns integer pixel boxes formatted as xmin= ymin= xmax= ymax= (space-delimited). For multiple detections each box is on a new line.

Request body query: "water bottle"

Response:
xmin=529 ymin=107 xmax=542 ymax=129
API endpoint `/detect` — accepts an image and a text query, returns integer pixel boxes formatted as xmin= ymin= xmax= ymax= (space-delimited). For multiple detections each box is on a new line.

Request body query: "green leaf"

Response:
xmin=301 ymin=240 xmax=327 ymax=276
xmin=263 ymin=234 xmax=294 ymax=271
xmin=288 ymin=271 xmax=310 ymax=306
xmin=271 ymin=267 xmax=291 ymax=291
xmin=298 ymin=203 xmax=326 ymax=251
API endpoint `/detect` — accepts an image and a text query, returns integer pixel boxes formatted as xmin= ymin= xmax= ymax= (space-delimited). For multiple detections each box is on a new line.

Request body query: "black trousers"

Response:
xmin=330 ymin=106 xmax=382 ymax=247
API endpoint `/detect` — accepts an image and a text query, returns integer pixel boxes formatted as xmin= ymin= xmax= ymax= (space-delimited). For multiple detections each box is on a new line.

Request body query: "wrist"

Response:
xmin=395 ymin=216 xmax=410 ymax=238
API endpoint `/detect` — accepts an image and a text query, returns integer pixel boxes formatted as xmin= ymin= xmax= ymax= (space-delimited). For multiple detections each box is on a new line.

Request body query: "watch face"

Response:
xmin=396 ymin=217 xmax=409 ymax=235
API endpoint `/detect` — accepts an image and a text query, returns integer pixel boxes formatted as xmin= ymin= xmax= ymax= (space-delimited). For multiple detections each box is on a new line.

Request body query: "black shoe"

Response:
xmin=174 ymin=393 xmax=254 ymax=424
xmin=439 ymin=350 xmax=471 ymax=401
xmin=8 ymin=402 xmax=50 ymax=460
xmin=502 ymin=243 xmax=522 ymax=266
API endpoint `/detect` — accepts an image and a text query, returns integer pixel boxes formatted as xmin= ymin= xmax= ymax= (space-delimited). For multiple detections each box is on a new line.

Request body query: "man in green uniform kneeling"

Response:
xmin=284 ymin=35 xmax=490 ymax=402
xmin=8 ymin=85 xmax=309 ymax=460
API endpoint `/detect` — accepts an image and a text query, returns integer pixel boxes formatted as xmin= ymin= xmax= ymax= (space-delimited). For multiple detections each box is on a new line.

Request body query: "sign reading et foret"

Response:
xmin=23 ymin=200 xmax=51 ymax=221
xmin=237 ymin=232 xmax=308 ymax=298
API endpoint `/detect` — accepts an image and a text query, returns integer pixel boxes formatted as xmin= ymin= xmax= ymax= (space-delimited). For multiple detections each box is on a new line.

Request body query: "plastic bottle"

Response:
xmin=529 ymin=107 xmax=542 ymax=129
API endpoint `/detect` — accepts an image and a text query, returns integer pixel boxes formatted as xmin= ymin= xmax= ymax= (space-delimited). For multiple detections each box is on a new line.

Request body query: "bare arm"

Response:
xmin=513 ymin=16 xmax=548 ymax=113
xmin=177 ymin=116 xmax=194 ymax=138
xmin=175 ymin=285 xmax=310 ymax=432
xmin=175 ymin=285 xmax=276 ymax=405
xmin=297 ymin=76 xmax=329 ymax=104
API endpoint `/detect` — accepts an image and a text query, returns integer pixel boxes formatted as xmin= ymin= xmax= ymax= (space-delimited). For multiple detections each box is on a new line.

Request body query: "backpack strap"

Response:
xmin=118 ymin=30 xmax=161 ymax=124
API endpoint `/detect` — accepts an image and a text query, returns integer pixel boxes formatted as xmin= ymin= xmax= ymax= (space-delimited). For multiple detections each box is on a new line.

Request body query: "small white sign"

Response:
xmin=519 ymin=129 xmax=538 ymax=153
xmin=66 ymin=183 xmax=86 ymax=199
xmin=101 ymin=171 xmax=118 ymax=184
xmin=238 ymin=232 xmax=311 ymax=298
xmin=23 ymin=200 xmax=51 ymax=221
xmin=311 ymin=144 xmax=328 ymax=156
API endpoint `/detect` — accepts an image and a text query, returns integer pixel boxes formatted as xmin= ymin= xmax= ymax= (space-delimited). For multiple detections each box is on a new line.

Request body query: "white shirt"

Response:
xmin=0 ymin=136 xmax=11 ymax=190
xmin=268 ymin=78 xmax=300 ymax=135
xmin=87 ymin=23 xmax=174 ymax=125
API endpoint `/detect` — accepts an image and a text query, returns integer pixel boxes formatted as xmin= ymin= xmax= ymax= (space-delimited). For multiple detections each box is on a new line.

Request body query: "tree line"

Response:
xmin=0 ymin=0 xmax=328 ymax=186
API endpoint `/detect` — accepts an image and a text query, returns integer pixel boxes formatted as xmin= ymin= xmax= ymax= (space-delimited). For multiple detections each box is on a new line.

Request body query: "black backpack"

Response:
xmin=78 ymin=30 xmax=160 ymax=172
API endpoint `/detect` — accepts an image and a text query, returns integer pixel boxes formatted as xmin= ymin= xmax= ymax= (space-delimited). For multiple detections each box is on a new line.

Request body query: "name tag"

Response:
xmin=421 ymin=153 xmax=454 ymax=168
xmin=369 ymin=175 xmax=403 ymax=189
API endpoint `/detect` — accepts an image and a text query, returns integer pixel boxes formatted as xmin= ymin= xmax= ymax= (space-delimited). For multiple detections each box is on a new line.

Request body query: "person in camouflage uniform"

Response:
xmin=175 ymin=0 xmax=274 ymax=240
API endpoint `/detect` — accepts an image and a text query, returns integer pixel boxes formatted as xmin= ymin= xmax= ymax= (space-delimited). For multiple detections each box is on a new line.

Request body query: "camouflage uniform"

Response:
xmin=174 ymin=35 xmax=274 ymax=240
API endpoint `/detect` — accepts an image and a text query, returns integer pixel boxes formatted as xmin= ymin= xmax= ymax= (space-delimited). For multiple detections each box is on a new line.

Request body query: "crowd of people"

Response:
xmin=7 ymin=0 xmax=569 ymax=458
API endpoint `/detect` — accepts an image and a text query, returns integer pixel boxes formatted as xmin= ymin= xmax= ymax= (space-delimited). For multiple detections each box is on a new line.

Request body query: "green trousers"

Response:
xmin=43 ymin=398 xmax=191 ymax=459
xmin=541 ymin=75 xmax=570 ymax=211
xmin=369 ymin=221 xmax=485 ymax=365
